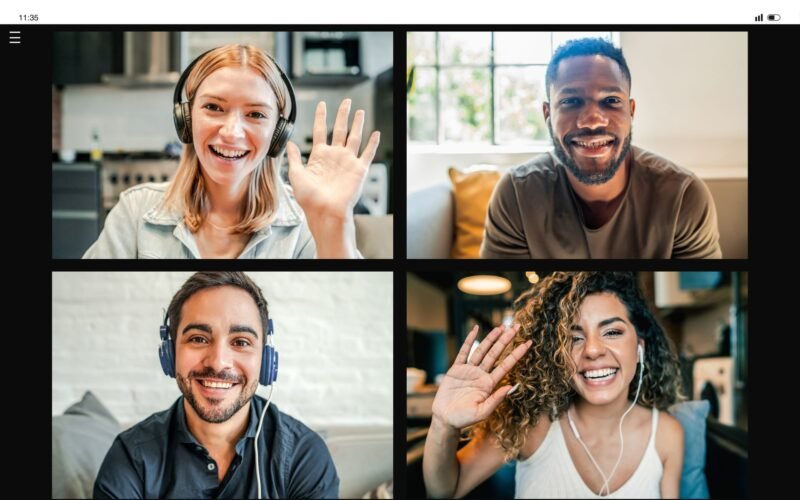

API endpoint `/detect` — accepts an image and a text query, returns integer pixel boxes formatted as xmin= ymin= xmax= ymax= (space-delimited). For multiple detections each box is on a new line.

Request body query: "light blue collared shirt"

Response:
xmin=83 ymin=181 xmax=316 ymax=259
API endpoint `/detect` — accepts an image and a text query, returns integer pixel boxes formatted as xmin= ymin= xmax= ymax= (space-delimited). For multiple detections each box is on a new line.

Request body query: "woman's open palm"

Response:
xmin=432 ymin=324 xmax=532 ymax=430
xmin=287 ymin=99 xmax=380 ymax=220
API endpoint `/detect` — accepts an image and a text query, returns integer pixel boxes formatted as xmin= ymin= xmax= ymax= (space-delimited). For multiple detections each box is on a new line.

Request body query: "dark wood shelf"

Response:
xmin=292 ymin=74 xmax=369 ymax=87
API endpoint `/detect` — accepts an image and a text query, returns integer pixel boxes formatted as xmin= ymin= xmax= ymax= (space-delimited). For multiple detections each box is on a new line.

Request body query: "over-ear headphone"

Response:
xmin=158 ymin=311 xmax=278 ymax=386
xmin=172 ymin=47 xmax=297 ymax=158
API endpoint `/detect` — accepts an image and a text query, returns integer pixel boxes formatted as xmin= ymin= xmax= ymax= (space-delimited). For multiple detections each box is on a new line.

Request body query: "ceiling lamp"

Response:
xmin=457 ymin=275 xmax=512 ymax=295
xmin=526 ymin=272 xmax=540 ymax=284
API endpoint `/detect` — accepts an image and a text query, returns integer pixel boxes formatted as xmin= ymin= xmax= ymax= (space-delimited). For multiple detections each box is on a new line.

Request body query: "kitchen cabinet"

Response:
xmin=53 ymin=32 xmax=124 ymax=85
xmin=52 ymin=162 xmax=102 ymax=258
xmin=289 ymin=32 xmax=371 ymax=87
xmin=652 ymin=271 xmax=748 ymax=431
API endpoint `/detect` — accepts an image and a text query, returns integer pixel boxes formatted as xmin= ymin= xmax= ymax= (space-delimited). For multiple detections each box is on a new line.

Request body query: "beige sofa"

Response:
xmin=407 ymin=179 xmax=746 ymax=259
xmin=354 ymin=214 xmax=394 ymax=259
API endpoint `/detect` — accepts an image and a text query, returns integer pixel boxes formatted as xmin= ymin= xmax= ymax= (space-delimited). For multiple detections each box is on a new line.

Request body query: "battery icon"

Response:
xmin=768 ymin=14 xmax=781 ymax=21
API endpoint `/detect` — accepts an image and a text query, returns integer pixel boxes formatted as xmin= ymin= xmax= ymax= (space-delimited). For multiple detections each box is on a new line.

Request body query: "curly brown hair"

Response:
xmin=470 ymin=272 xmax=684 ymax=460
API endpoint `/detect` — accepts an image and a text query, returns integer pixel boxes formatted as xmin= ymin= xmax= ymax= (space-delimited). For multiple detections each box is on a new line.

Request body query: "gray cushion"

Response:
xmin=407 ymin=184 xmax=453 ymax=259
xmin=52 ymin=391 xmax=121 ymax=499
xmin=668 ymin=400 xmax=710 ymax=499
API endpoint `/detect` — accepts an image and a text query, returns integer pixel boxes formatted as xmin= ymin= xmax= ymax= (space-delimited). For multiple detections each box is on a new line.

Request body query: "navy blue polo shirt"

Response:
xmin=93 ymin=395 xmax=339 ymax=499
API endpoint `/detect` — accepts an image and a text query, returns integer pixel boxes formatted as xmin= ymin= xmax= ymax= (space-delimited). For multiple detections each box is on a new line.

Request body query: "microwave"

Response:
xmin=292 ymin=32 xmax=361 ymax=77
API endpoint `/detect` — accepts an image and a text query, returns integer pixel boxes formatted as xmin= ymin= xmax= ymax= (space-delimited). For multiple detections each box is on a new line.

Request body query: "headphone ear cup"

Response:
xmin=268 ymin=118 xmax=293 ymax=157
xmin=158 ymin=325 xmax=176 ymax=378
xmin=173 ymin=102 xmax=193 ymax=144
xmin=260 ymin=344 xmax=278 ymax=385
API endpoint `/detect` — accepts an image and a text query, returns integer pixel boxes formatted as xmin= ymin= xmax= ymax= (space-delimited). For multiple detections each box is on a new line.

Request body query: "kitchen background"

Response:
xmin=52 ymin=31 xmax=394 ymax=258
xmin=406 ymin=271 xmax=748 ymax=498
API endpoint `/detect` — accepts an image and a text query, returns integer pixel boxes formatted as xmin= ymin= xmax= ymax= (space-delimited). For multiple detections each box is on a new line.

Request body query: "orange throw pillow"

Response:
xmin=448 ymin=167 xmax=501 ymax=258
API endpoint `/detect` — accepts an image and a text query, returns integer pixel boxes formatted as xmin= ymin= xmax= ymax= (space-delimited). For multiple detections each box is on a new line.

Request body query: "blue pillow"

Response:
xmin=668 ymin=400 xmax=710 ymax=499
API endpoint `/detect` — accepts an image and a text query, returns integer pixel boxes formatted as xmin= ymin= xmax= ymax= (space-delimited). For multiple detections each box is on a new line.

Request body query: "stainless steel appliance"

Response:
xmin=101 ymin=159 xmax=179 ymax=210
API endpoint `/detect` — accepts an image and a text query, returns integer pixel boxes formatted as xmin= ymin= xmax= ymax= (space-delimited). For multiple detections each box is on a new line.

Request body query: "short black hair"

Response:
xmin=166 ymin=272 xmax=269 ymax=346
xmin=545 ymin=37 xmax=631 ymax=101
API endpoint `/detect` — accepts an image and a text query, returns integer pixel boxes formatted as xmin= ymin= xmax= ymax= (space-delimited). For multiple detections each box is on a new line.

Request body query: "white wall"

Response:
xmin=407 ymin=31 xmax=747 ymax=193
xmin=52 ymin=272 xmax=393 ymax=429
xmin=622 ymin=32 xmax=747 ymax=175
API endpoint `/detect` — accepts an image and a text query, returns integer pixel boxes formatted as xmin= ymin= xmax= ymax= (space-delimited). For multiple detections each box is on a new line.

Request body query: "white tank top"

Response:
xmin=514 ymin=407 xmax=662 ymax=498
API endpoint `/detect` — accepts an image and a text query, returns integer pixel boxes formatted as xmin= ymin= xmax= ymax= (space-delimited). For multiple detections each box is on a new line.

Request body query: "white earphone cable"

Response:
xmin=255 ymin=384 xmax=274 ymax=500
xmin=600 ymin=356 xmax=645 ymax=496
xmin=567 ymin=347 xmax=645 ymax=497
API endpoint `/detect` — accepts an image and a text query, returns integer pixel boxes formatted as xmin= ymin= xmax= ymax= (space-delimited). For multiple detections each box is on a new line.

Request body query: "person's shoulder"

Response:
xmin=656 ymin=409 xmax=684 ymax=460
xmin=270 ymin=178 xmax=306 ymax=227
xmin=517 ymin=413 xmax=554 ymax=461
xmin=115 ymin=402 xmax=175 ymax=448
xmin=658 ymin=410 xmax=684 ymax=437
xmin=116 ymin=182 xmax=170 ymax=212
xmin=508 ymin=152 xmax=560 ymax=181
xmin=633 ymin=146 xmax=697 ymax=182
xmin=119 ymin=181 xmax=170 ymax=199
xmin=258 ymin=398 xmax=319 ymax=439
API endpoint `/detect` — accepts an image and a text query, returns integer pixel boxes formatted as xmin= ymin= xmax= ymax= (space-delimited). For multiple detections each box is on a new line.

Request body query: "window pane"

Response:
xmin=408 ymin=68 xmax=437 ymax=142
xmin=440 ymin=32 xmax=490 ymax=65
xmin=494 ymin=32 xmax=552 ymax=64
xmin=552 ymin=32 xmax=613 ymax=52
xmin=495 ymin=67 xmax=548 ymax=144
xmin=441 ymin=68 xmax=491 ymax=143
xmin=408 ymin=32 xmax=436 ymax=66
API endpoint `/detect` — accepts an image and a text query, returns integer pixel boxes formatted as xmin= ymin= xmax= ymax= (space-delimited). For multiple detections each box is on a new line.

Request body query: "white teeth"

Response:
xmin=211 ymin=145 xmax=247 ymax=158
xmin=583 ymin=368 xmax=618 ymax=379
xmin=200 ymin=380 xmax=234 ymax=389
xmin=575 ymin=139 xmax=613 ymax=148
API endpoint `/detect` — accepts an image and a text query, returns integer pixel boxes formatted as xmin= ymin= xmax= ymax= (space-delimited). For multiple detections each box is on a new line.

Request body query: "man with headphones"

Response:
xmin=94 ymin=272 xmax=339 ymax=498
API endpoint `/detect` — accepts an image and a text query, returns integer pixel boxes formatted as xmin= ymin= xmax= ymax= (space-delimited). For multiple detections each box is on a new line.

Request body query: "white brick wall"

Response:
xmin=52 ymin=272 xmax=393 ymax=429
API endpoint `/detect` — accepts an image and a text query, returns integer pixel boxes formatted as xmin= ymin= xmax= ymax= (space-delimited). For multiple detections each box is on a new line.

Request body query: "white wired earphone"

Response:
xmin=567 ymin=344 xmax=645 ymax=498
xmin=254 ymin=384 xmax=274 ymax=500
xmin=254 ymin=325 xmax=278 ymax=500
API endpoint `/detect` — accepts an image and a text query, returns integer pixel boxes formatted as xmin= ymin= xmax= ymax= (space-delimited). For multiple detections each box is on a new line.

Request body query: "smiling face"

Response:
xmin=569 ymin=292 xmax=643 ymax=406
xmin=544 ymin=55 xmax=635 ymax=185
xmin=191 ymin=66 xmax=279 ymax=192
xmin=174 ymin=285 xmax=263 ymax=423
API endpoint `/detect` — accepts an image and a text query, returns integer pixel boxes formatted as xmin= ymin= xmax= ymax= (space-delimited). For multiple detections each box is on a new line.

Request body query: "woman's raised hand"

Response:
xmin=287 ymin=99 xmax=380 ymax=223
xmin=431 ymin=324 xmax=532 ymax=431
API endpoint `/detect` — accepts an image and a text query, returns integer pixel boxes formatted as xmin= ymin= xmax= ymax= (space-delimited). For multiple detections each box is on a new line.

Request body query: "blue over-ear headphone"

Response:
xmin=158 ymin=312 xmax=278 ymax=386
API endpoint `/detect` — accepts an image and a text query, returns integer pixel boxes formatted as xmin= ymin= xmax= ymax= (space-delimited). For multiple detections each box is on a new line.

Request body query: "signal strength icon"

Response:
xmin=755 ymin=13 xmax=763 ymax=21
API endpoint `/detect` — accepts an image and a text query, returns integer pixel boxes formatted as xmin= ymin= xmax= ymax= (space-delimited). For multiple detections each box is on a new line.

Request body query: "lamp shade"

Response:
xmin=457 ymin=275 xmax=512 ymax=295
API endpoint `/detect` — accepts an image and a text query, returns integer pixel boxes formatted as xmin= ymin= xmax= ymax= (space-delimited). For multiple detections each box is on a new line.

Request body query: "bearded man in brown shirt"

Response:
xmin=481 ymin=38 xmax=721 ymax=259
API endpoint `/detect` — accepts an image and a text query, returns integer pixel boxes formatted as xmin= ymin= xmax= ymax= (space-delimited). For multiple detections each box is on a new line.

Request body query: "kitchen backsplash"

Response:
xmin=60 ymin=83 xmax=377 ymax=154
xmin=61 ymin=85 xmax=175 ymax=152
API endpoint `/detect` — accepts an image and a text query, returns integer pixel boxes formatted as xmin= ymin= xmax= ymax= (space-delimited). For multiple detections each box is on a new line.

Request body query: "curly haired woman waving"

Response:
xmin=423 ymin=272 xmax=684 ymax=498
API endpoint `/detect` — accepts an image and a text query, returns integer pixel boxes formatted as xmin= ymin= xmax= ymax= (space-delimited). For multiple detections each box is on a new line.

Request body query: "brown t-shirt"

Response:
xmin=480 ymin=146 xmax=722 ymax=259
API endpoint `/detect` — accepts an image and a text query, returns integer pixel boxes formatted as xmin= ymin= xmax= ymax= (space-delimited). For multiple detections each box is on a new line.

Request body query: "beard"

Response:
xmin=548 ymin=121 xmax=632 ymax=186
xmin=177 ymin=368 xmax=258 ymax=424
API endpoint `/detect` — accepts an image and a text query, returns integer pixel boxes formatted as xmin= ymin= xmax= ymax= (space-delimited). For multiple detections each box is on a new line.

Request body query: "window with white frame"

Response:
xmin=407 ymin=32 xmax=618 ymax=146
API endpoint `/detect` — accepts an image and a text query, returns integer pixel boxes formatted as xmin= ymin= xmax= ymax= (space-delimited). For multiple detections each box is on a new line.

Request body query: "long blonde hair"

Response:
xmin=163 ymin=44 xmax=290 ymax=234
